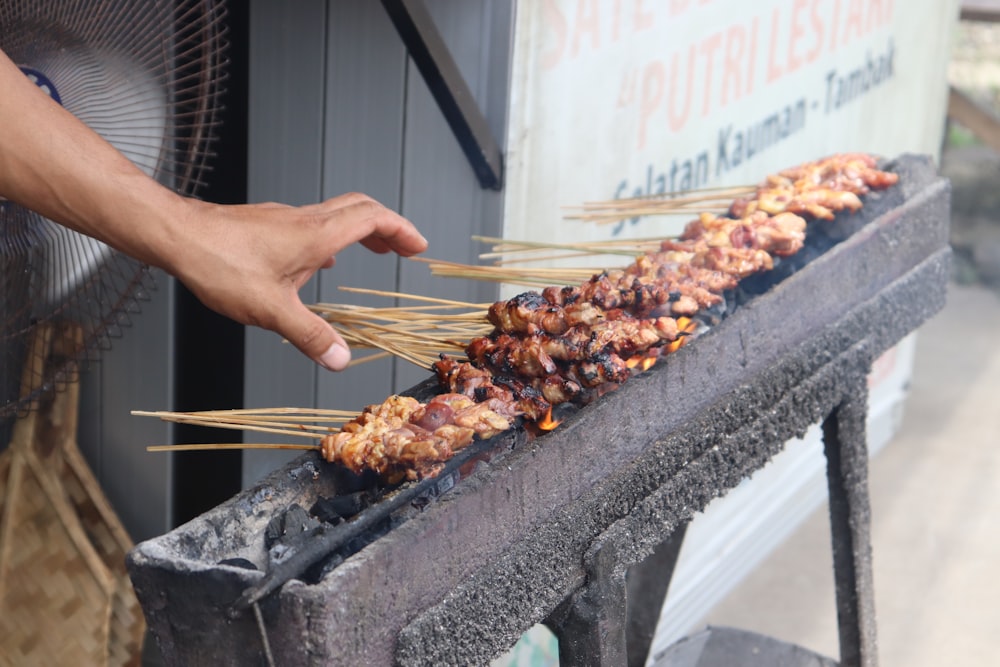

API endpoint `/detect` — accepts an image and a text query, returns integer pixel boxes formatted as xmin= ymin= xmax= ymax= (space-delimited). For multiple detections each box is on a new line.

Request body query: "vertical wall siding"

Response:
xmin=394 ymin=0 xmax=512 ymax=390
xmin=315 ymin=2 xmax=407 ymax=423
xmin=243 ymin=0 xmax=329 ymax=485
xmin=244 ymin=0 xmax=513 ymax=484
xmin=78 ymin=271 xmax=175 ymax=542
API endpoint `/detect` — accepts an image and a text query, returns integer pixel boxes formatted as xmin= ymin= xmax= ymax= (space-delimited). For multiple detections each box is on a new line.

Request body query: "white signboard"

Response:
xmin=503 ymin=0 xmax=957 ymax=244
xmin=496 ymin=2 xmax=958 ymax=661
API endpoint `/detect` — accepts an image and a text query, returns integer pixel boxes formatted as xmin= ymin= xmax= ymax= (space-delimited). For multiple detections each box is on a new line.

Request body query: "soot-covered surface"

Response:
xmin=127 ymin=155 xmax=950 ymax=666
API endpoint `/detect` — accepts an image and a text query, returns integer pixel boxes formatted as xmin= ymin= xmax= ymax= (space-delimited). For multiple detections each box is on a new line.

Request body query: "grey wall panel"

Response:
xmin=243 ymin=0 xmax=328 ymax=486
xmin=242 ymin=0 xmax=514 ymax=482
xmin=315 ymin=2 xmax=407 ymax=415
xmin=78 ymin=270 xmax=175 ymax=542
xmin=394 ymin=0 xmax=513 ymax=391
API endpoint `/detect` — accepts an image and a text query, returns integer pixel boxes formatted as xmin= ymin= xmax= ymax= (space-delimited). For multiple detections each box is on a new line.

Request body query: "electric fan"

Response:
xmin=0 ymin=2 xmax=227 ymax=664
xmin=0 ymin=0 xmax=227 ymax=420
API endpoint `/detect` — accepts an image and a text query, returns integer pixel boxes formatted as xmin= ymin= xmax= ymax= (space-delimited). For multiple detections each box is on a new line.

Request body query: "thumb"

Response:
xmin=274 ymin=300 xmax=352 ymax=371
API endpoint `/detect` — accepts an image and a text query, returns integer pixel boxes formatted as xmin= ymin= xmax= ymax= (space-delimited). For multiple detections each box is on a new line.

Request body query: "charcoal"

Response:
xmin=310 ymin=491 xmax=373 ymax=523
xmin=264 ymin=503 xmax=320 ymax=549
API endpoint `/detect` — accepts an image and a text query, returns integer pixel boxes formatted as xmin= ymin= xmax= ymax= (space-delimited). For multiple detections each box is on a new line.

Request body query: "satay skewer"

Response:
xmin=147 ymin=443 xmax=321 ymax=453
xmin=138 ymin=154 xmax=899 ymax=482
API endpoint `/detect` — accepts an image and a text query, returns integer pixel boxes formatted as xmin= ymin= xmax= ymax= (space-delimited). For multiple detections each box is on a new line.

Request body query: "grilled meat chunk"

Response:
xmin=320 ymin=392 xmax=512 ymax=480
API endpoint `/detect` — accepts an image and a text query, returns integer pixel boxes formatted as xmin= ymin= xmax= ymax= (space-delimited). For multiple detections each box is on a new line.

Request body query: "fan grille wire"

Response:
xmin=1 ymin=0 xmax=228 ymax=418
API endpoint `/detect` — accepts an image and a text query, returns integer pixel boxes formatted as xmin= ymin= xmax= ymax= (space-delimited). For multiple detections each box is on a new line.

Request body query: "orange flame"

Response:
xmin=663 ymin=317 xmax=697 ymax=355
xmin=626 ymin=352 xmax=658 ymax=371
xmin=537 ymin=406 xmax=561 ymax=431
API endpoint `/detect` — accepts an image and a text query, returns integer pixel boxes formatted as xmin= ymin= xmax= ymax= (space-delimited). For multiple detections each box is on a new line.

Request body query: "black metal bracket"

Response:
xmin=381 ymin=0 xmax=504 ymax=190
xmin=823 ymin=375 xmax=879 ymax=667
xmin=545 ymin=372 xmax=879 ymax=667
xmin=546 ymin=523 xmax=690 ymax=667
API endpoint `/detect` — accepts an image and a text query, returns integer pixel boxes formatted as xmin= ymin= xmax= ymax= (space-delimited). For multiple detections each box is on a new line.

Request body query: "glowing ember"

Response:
xmin=663 ymin=317 xmax=697 ymax=355
xmin=626 ymin=352 xmax=658 ymax=371
xmin=536 ymin=407 xmax=561 ymax=431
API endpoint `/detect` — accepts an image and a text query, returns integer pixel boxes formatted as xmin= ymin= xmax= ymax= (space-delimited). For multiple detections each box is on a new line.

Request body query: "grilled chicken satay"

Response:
xmin=320 ymin=393 xmax=511 ymax=481
xmin=433 ymin=356 xmax=561 ymax=420
xmin=730 ymin=153 xmax=898 ymax=219
xmin=680 ymin=210 xmax=808 ymax=257
xmin=659 ymin=240 xmax=775 ymax=279
xmin=466 ymin=316 xmax=679 ymax=379
xmin=487 ymin=291 xmax=603 ymax=336
xmin=325 ymin=153 xmax=898 ymax=479
xmin=777 ymin=152 xmax=899 ymax=192
xmin=489 ymin=263 xmax=724 ymax=335
xmin=488 ymin=208 xmax=801 ymax=335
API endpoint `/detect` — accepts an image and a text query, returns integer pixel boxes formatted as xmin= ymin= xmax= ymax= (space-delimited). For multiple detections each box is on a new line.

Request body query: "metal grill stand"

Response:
xmin=127 ymin=156 xmax=950 ymax=667
xmin=550 ymin=371 xmax=878 ymax=667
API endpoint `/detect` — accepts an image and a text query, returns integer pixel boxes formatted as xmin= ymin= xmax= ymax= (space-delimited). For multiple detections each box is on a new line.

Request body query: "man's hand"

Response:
xmin=0 ymin=46 xmax=427 ymax=371
xmin=166 ymin=194 xmax=427 ymax=370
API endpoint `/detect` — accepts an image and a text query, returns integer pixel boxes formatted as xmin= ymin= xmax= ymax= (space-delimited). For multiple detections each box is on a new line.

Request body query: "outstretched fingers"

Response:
xmin=313 ymin=193 xmax=428 ymax=258
xmin=271 ymin=296 xmax=352 ymax=371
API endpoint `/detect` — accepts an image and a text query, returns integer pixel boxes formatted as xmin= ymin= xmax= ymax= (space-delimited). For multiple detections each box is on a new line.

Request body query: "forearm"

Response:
xmin=0 ymin=48 xmax=428 ymax=369
xmin=0 ymin=47 xmax=188 ymax=272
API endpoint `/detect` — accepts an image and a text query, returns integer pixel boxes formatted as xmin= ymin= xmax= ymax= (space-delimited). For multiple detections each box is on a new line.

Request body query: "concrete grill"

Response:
xmin=127 ymin=155 xmax=951 ymax=667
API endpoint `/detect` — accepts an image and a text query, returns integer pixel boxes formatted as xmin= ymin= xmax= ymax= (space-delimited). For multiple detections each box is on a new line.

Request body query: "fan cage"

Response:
xmin=0 ymin=0 xmax=229 ymax=419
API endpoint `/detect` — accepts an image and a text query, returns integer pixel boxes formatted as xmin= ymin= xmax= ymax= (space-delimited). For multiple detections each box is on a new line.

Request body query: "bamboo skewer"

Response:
xmin=132 ymin=408 xmax=365 ymax=441
xmin=566 ymin=184 xmax=754 ymax=209
xmin=471 ymin=236 xmax=648 ymax=259
xmin=307 ymin=189 xmax=755 ymax=365
xmin=147 ymin=443 xmax=321 ymax=453
xmin=135 ymin=407 xmax=367 ymax=454
xmin=347 ymin=351 xmax=392 ymax=367
xmin=132 ymin=415 xmax=328 ymax=440
xmin=562 ymin=184 xmax=756 ymax=225
xmin=418 ymin=257 xmax=605 ymax=286
xmin=335 ymin=285 xmax=488 ymax=309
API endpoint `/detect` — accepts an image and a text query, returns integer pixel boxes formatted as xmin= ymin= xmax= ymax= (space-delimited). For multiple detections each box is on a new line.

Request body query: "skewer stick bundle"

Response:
xmin=562 ymin=184 xmax=755 ymax=225
xmin=133 ymin=155 xmax=899 ymax=475
xmin=133 ymin=407 xmax=365 ymax=453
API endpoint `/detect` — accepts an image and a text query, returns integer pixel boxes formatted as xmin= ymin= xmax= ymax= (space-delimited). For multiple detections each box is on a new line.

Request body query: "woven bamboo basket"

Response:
xmin=0 ymin=324 xmax=144 ymax=666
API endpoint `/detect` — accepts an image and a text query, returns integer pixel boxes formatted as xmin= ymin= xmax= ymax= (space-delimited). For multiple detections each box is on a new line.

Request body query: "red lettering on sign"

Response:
xmin=868 ymin=0 xmax=894 ymax=31
xmin=699 ymin=32 xmax=723 ymax=116
xmin=541 ymin=0 xmax=568 ymax=69
xmin=767 ymin=7 xmax=784 ymax=83
xmin=747 ymin=14 xmax=758 ymax=95
xmin=807 ymin=0 xmax=825 ymax=63
xmin=571 ymin=0 xmax=602 ymax=57
xmin=787 ymin=0 xmax=808 ymax=74
xmin=829 ymin=0 xmax=842 ymax=52
xmin=635 ymin=0 xmax=654 ymax=31
xmin=638 ymin=61 xmax=665 ymax=148
xmin=668 ymin=44 xmax=697 ymax=132
xmin=843 ymin=0 xmax=865 ymax=45
xmin=721 ymin=24 xmax=746 ymax=106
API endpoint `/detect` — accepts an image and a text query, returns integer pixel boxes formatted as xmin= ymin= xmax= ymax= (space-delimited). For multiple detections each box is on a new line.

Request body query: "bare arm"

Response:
xmin=0 ymin=48 xmax=427 ymax=370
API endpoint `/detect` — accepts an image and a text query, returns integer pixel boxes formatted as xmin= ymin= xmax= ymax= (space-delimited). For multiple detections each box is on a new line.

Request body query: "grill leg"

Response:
xmin=547 ymin=540 xmax=627 ymax=667
xmin=626 ymin=523 xmax=688 ymax=667
xmin=822 ymin=375 xmax=879 ymax=667
xmin=547 ymin=524 xmax=687 ymax=667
